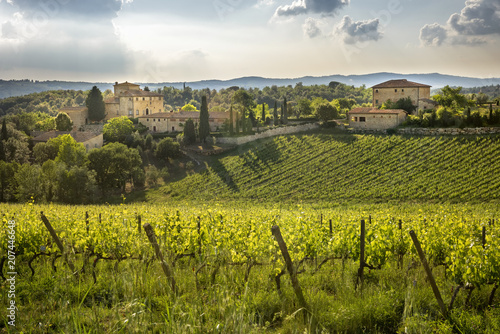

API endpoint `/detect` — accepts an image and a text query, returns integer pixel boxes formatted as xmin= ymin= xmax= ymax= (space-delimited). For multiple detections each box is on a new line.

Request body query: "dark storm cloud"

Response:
xmin=275 ymin=0 xmax=349 ymax=17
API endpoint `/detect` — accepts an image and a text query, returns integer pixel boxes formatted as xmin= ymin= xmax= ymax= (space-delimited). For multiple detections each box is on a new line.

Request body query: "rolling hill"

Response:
xmin=147 ymin=130 xmax=500 ymax=203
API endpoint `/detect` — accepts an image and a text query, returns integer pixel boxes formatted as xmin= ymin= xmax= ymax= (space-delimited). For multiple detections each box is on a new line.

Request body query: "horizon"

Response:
xmin=1 ymin=1 xmax=499 ymax=83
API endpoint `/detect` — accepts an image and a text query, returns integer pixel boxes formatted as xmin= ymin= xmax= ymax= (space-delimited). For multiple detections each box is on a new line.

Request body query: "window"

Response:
xmin=375 ymin=89 xmax=379 ymax=93
xmin=402 ymin=89 xmax=404 ymax=92
xmin=375 ymin=100 xmax=379 ymax=104
xmin=354 ymin=117 xmax=358 ymax=122
xmin=172 ymin=126 xmax=175 ymax=131
xmin=147 ymin=118 xmax=149 ymax=122
xmin=395 ymin=89 xmax=398 ymax=92
xmin=359 ymin=117 xmax=366 ymax=122
xmin=136 ymin=110 xmax=139 ymax=115
xmin=128 ymin=110 xmax=133 ymax=116
xmin=143 ymin=97 xmax=145 ymax=101
xmin=153 ymin=118 xmax=156 ymax=122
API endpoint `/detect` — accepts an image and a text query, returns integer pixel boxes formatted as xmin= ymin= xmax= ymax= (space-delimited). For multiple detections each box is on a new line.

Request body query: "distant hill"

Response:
xmin=1 ymin=72 xmax=500 ymax=99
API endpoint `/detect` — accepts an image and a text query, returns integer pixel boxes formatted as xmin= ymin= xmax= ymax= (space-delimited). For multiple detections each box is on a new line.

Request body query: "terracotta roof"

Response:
xmin=348 ymin=108 xmax=407 ymax=115
xmin=138 ymin=111 xmax=229 ymax=120
xmin=33 ymin=131 xmax=101 ymax=143
xmin=119 ymin=90 xmax=163 ymax=97
xmin=372 ymin=79 xmax=431 ymax=89
xmin=59 ymin=107 xmax=87 ymax=113
xmin=104 ymin=97 xmax=120 ymax=104
xmin=114 ymin=81 xmax=139 ymax=87
xmin=419 ymin=98 xmax=438 ymax=104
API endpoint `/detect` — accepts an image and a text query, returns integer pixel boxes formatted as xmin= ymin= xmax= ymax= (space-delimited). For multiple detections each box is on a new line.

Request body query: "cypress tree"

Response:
xmin=283 ymin=97 xmax=288 ymax=124
xmin=280 ymin=105 xmax=284 ymax=125
xmin=241 ymin=110 xmax=246 ymax=133
xmin=235 ymin=111 xmax=240 ymax=134
xmin=261 ymin=104 xmax=266 ymax=123
xmin=184 ymin=118 xmax=196 ymax=144
xmin=273 ymin=101 xmax=278 ymax=126
xmin=229 ymin=105 xmax=234 ymax=135
xmin=86 ymin=86 xmax=106 ymax=122
xmin=199 ymin=95 xmax=210 ymax=143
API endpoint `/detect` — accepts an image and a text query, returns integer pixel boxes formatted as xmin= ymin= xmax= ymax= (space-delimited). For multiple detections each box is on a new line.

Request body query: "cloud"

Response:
xmin=419 ymin=23 xmax=447 ymax=46
xmin=335 ymin=15 xmax=382 ymax=45
xmin=448 ymin=0 xmax=500 ymax=35
xmin=303 ymin=17 xmax=321 ymax=38
xmin=254 ymin=0 xmax=275 ymax=9
xmin=274 ymin=0 xmax=348 ymax=17
xmin=420 ymin=0 xmax=500 ymax=47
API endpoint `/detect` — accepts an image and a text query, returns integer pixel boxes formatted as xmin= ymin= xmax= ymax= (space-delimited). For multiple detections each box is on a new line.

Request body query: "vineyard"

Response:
xmin=1 ymin=202 xmax=500 ymax=333
xmin=153 ymin=133 xmax=500 ymax=203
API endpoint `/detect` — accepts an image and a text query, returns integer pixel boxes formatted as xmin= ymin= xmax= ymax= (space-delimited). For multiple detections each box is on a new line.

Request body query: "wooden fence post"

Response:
xmin=40 ymin=212 xmax=76 ymax=275
xmin=409 ymin=230 xmax=448 ymax=318
xmin=143 ymin=223 xmax=178 ymax=294
xmin=271 ymin=225 xmax=316 ymax=332
xmin=357 ymin=219 xmax=365 ymax=290
xmin=137 ymin=215 xmax=142 ymax=234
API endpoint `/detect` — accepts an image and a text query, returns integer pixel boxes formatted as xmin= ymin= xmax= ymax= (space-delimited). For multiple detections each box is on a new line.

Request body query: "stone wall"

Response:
xmin=348 ymin=127 xmax=500 ymax=135
xmin=217 ymin=123 xmax=320 ymax=145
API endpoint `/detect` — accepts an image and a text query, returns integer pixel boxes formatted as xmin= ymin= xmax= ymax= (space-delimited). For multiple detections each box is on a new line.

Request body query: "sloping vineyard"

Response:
xmin=160 ymin=134 xmax=500 ymax=202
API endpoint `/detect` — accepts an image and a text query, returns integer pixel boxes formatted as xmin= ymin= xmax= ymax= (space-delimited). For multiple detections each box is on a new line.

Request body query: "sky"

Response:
xmin=0 ymin=0 xmax=499 ymax=83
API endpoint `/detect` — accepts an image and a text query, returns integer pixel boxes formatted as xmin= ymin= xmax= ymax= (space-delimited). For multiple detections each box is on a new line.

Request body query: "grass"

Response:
xmin=2 ymin=247 xmax=499 ymax=333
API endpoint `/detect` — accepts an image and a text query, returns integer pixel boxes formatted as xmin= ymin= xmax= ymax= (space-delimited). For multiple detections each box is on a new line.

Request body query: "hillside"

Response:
xmin=148 ymin=131 xmax=500 ymax=203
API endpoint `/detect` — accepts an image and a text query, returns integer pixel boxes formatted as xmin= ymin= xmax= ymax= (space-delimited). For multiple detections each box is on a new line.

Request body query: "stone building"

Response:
xmin=138 ymin=111 xmax=230 ymax=133
xmin=32 ymin=131 xmax=103 ymax=151
xmin=59 ymin=107 xmax=89 ymax=129
xmin=372 ymin=79 xmax=437 ymax=113
xmin=348 ymin=108 xmax=407 ymax=130
xmin=104 ymin=81 xmax=164 ymax=119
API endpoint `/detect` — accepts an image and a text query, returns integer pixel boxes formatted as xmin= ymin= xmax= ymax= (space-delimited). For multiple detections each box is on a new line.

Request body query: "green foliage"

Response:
xmin=381 ymin=97 xmax=416 ymax=114
xmin=0 ymin=160 xmax=17 ymax=201
xmin=86 ymin=86 xmax=106 ymax=121
xmin=433 ymin=85 xmax=469 ymax=109
xmin=183 ymin=118 xmax=196 ymax=144
xmin=315 ymin=103 xmax=338 ymax=122
xmin=88 ymin=142 xmax=142 ymax=194
xmin=15 ymin=163 xmax=43 ymax=202
xmin=56 ymin=165 xmax=96 ymax=204
xmin=55 ymin=112 xmax=73 ymax=131
xmin=297 ymin=98 xmax=313 ymax=118
xmin=160 ymin=133 xmax=500 ymax=202
xmin=199 ymin=95 xmax=210 ymax=143
xmin=33 ymin=142 xmax=58 ymax=164
xmin=103 ymin=116 xmax=134 ymax=143
xmin=181 ymin=104 xmax=198 ymax=111
xmin=52 ymin=134 xmax=87 ymax=167
xmin=273 ymin=101 xmax=278 ymax=126
xmin=146 ymin=165 xmax=169 ymax=187
xmin=155 ymin=137 xmax=181 ymax=161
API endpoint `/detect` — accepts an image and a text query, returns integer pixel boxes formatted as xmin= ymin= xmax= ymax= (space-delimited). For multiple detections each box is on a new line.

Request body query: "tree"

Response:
xmin=146 ymin=165 xmax=169 ymax=188
xmin=56 ymin=165 xmax=96 ymax=204
xmin=55 ymin=112 xmax=73 ymax=131
xmin=315 ymin=103 xmax=338 ymax=122
xmin=199 ymin=95 xmax=210 ymax=143
xmin=283 ymin=97 xmax=288 ymax=124
xmin=86 ymin=86 xmax=106 ymax=121
xmin=103 ymin=116 xmax=134 ymax=142
xmin=273 ymin=101 xmax=279 ymax=126
xmin=155 ymin=137 xmax=181 ymax=161
xmin=88 ymin=142 xmax=142 ymax=195
xmin=1 ymin=118 xmax=8 ymax=141
xmin=54 ymin=134 xmax=87 ymax=167
xmin=261 ymin=103 xmax=266 ymax=122
xmin=181 ymin=104 xmax=198 ymax=111
xmin=229 ymin=105 xmax=234 ymax=135
xmin=433 ymin=85 xmax=468 ymax=109
xmin=184 ymin=118 xmax=196 ymax=144
xmin=0 ymin=161 xmax=17 ymax=202
xmin=33 ymin=142 xmax=58 ymax=164
xmin=297 ymin=99 xmax=313 ymax=118
xmin=15 ymin=163 xmax=43 ymax=202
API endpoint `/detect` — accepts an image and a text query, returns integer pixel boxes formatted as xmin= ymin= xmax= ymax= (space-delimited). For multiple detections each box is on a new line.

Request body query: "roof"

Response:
xmin=419 ymin=98 xmax=438 ymax=104
xmin=114 ymin=81 xmax=140 ymax=87
xmin=59 ymin=107 xmax=87 ymax=113
xmin=33 ymin=131 xmax=101 ymax=143
xmin=138 ymin=111 xmax=230 ymax=120
xmin=119 ymin=90 xmax=163 ymax=98
xmin=372 ymin=79 xmax=431 ymax=89
xmin=348 ymin=107 xmax=407 ymax=115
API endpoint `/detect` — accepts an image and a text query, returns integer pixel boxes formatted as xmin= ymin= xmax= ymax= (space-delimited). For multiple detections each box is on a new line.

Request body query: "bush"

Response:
xmin=155 ymin=137 xmax=181 ymax=161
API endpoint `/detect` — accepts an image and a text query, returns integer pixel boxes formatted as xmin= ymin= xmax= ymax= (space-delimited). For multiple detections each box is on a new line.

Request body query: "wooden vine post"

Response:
xmin=271 ymin=225 xmax=316 ymax=331
xmin=137 ymin=215 xmax=142 ymax=234
xmin=409 ymin=230 xmax=448 ymax=318
xmin=143 ymin=223 xmax=178 ymax=295
xmin=357 ymin=219 xmax=366 ymax=290
xmin=40 ymin=212 xmax=76 ymax=275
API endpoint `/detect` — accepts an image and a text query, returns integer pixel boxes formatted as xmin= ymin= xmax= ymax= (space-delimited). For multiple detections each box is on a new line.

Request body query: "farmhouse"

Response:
xmin=32 ymin=131 xmax=103 ymax=151
xmin=138 ymin=111 xmax=230 ymax=133
xmin=104 ymin=82 xmax=164 ymax=119
xmin=372 ymin=79 xmax=437 ymax=113
xmin=348 ymin=108 xmax=407 ymax=130
xmin=60 ymin=106 xmax=89 ymax=129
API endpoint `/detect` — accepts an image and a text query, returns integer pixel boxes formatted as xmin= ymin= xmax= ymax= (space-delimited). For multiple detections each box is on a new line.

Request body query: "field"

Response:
xmin=150 ymin=131 xmax=500 ymax=203
xmin=2 ymin=131 xmax=500 ymax=333
xmin=1 ymin=201 xmax=500 ymax=333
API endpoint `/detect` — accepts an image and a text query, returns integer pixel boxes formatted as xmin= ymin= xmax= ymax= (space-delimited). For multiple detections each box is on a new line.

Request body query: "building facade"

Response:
xmin=104 ymin=81 xmax=164 ymax=120
xmin=348 ymin=108 xmax=407 ymax=130
xmin=372 ymin=79 xmax=436 ymax=113
xmin=138 ymin=111 xmax=230 ymax=133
